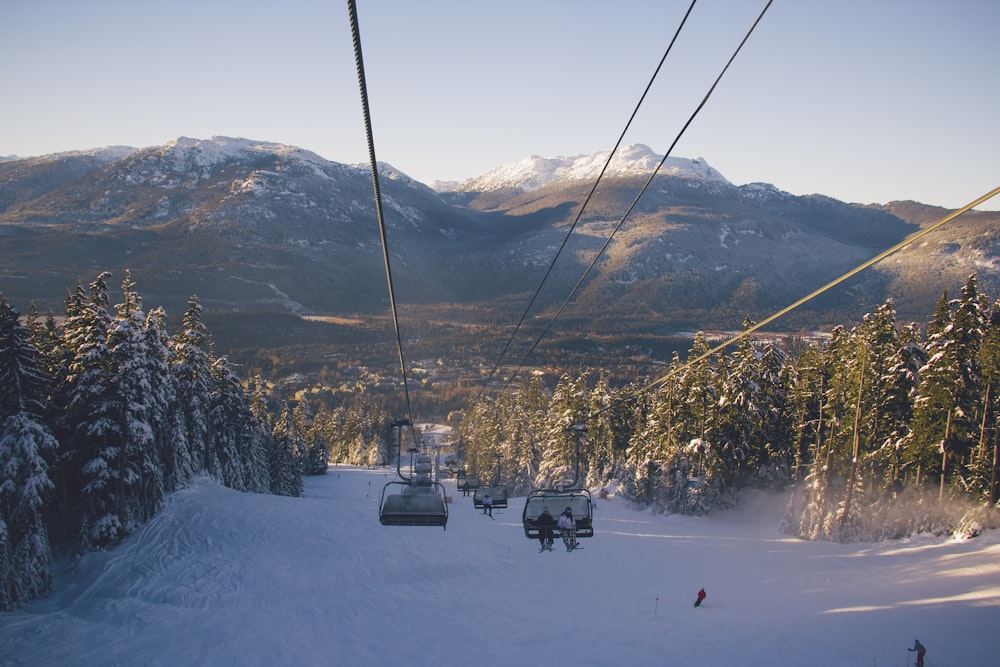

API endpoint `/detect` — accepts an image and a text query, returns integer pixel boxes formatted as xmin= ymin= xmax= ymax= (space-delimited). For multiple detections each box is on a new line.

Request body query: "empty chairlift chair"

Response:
xmin=379 ymin=480 xmax=449 ymax=528
xmin=378 ymin=420 xmax=449 ymax=529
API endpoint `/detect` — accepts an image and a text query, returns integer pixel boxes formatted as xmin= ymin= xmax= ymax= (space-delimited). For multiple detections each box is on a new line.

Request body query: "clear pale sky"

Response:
xmin=3 ymin=0 xmax=997 ymax=210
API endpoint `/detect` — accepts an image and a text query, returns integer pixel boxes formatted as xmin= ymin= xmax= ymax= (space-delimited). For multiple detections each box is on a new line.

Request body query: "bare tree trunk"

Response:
xmin=841 ymin=367 xmax=865 ymax=524
xmin=940 ymin=410 xmax=952 ymax=503
xmin=991 ymin=416 xmax=999 ymax=505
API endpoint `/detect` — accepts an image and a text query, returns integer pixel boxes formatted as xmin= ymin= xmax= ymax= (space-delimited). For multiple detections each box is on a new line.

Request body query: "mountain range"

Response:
xmin=1 ymin=136 xmax=997 ymax=363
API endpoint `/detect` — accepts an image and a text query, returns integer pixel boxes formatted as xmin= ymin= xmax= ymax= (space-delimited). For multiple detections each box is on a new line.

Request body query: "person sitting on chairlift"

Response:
xmin=557 ymin=507 xmax=577 ymax=550
xmin=482 ymin=493 xmax=493 ymax=517
xmin=536 ymin=507 xmax=556 ymax=550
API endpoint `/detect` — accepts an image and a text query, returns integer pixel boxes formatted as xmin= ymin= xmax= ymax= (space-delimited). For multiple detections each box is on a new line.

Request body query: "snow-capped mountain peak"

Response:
xmin=442 ymin=144 xmax=729 ymax=193
xmin=160 ymin=136 xmax=329 ymax=170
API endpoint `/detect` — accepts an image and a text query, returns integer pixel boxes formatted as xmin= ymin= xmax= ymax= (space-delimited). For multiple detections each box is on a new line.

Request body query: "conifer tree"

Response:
xmin=585 ymin=373 xmax=628 ymax=488
xmin=245 ymin=376 xmax=276 ymax=493
xmin=976 ymin=299 xmax=1000 ymax=503
xmin=145 ymin=308 xmax=192 ymax=492
xmin=59 ymin=272 xmax=127 ymax=547
xmin=752 ymin=339 xmax=794 ymax=487
xmin=209 ymin=357 xmax=252 ymax=490
xmin=0 ymin=295 xmax=57 ymax=609
xmin=270 ymin=403 xmax=304 ymax=497
xmin=676 ymin=333 xmax=718 ymax=456
xmin=715 ymin=320 xmax=761 ymax=490
xmin=170 ymin=296 xmax=214 ymax=477
xmin=535 ymin=374 xmax=589 ymax=490
xmin=948 ymin=275 xmax=987 ymax=492
xmin=621 ymin=353 xmax=679 ymax=509
xmin=108 ymin=271 xmax=161 ymax=527
xmin=796 ymin=326 xmax=852 ymax=539
xmin=907 ymin=281 xmax=984 ymax=498
xmin=862 ymin=302 xmax=920 ymax=492
xmin=499 ymin=375 xmax=551 ymax=495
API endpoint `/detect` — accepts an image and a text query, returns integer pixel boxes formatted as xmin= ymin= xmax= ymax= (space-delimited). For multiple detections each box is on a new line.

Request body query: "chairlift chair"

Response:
xmin=521 ymin=423 xmax=594 ymax=540
xmin=377 ymin=418 xmax=448 ymax=529
xmin=522 ymin=488 xmax=593 ymax=540
xmin=473 ymin=486 xmax=509 ymax=510
xmin=457 ymin=475 xmax=480 ymax=496
xmin=378 ymin=480 xmax=449 ymax=528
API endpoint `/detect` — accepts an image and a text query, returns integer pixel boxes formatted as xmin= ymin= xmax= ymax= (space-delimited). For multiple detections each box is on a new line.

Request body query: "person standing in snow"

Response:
xmin=694 ymin=588 xmax=706 ymax=607
xmin=536 ymin=507 xmax=556 ymax=550
xmin=482 ymin=493 xmax=493 ymax=517
xmin=557 ymin=507 xmax=577 ymax=550
xmin=908 ymin=639 xmax=926 ymax=666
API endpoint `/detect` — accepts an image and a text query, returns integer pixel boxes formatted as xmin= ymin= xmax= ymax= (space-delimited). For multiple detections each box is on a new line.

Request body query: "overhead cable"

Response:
xmin=472 ymin=0 xmax=701 ymax=407
xmin=347 ymin=0 xmax=417 ymax=440
xmin=502 ymin=0 xmax=774 ymax=390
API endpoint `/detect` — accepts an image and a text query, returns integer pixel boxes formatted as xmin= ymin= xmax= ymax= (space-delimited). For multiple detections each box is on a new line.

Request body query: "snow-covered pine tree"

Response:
xmin=714 ymin=320 xmax=762 ymax=492
xmin=0 ymin=295 xmax=57 ymax=609
xmin=503 ymin=376 xmax=551 ymax=495
xmin=170 ymin=296 xmax=214 ymax=478
xmin=753 ymin=339 xmax=794 ymax=487
xmin=244 ymin=376 xmax=275 ymax=492
xmin=862 ymin=302 xmax=920 ymax=505
xmin=625 ymin=382 xmax=669 ymax=509
xmin=975 ymin=299 xmax=1000 ymax=503
xmin=585 ymin=373 xmax=628 ymax=489
xmin=108 ymin=271 xmax=162 ymax=528
xmin=906 ymin=280 xmax=984 ymax=500
xmin=534 ymin=374 xmax=590 ymax=491
xmin=462 ymin=393 xmax=509 ymax=486
xmin=214 ymin=358 xmax=271 ymax=491
xmin=209 ymin=357 xmax=252 ymax=490
xmin=58 ymin=272 xmax=129 ymax=548
xmin=948 ymin=275 xmax=988 ymax=494
xmin=676 ymin=334 xmax=718 ymax=466
xmin=270 ymin=403 xmax=304 ymax=497
xmin=144 ymin=307 xmax=192 ymax=492
xmin=302 ymin=430 xmax=330 ymax=477
xmin=342 ymin=393 xmax=391 ymax=467
xmin=795 ymin=326 xmax=853 ymax=540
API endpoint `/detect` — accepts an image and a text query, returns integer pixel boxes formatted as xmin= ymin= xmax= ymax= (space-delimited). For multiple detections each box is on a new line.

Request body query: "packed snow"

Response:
xmin=2 ymin=466 xmax=998 ymax=666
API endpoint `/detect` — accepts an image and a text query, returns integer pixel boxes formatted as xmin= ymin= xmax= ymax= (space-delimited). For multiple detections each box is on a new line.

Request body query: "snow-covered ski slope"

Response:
xmin=3 ymin=466 xmax=998 ymax=666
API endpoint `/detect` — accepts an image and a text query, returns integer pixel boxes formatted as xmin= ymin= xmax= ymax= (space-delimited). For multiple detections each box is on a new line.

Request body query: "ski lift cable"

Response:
xmin=469 ymin=0 xmax=702 ymax=409
xmin=347 ymin=0 xmax=417 ymax=442
xmin=584 ymin=184 xmax=1000 ymax=423
xmin=500 ymin=0 xmax=775 ymax=391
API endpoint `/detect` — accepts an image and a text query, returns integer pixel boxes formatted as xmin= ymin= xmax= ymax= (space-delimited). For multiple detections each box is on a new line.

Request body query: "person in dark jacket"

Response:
xmin=536 ymin=508 xmax=556 ymax=550
xmin=908 ymin=639 xmax=926 ymax=667
xmin=694 ymin=588 xmax=706 ymax=607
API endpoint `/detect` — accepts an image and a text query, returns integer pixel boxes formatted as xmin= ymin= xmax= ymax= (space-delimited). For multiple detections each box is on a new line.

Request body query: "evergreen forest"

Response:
xmin=455 ymin=274 xmax=1000 ymax=543
xmin=4 ymin=271 xmax=1000 ymax=611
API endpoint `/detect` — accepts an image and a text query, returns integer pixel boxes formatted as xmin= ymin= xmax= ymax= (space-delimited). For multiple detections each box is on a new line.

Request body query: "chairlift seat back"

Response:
xmin=379 ymin=481 xmax=448 ymax=528
xmin=522 ymin=488 xmax=593 ymax=539
xmin=473 ymin=486 xmax=508 ymax=509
